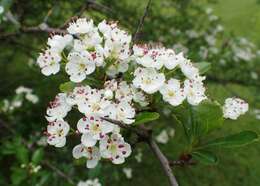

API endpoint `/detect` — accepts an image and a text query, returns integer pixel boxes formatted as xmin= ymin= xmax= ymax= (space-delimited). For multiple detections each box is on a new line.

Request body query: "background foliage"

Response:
xmin=0 ymin=0 xmax=260 ymax=185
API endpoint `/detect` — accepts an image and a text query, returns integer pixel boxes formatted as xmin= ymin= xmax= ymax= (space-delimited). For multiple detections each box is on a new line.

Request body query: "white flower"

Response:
xmin=223 ymin=97 xmax=249 ymax=120
xmin=160 ymin=79 xmax=186 ymax=106
xmin=67 ymin=18 xmax=95 ymax=35
xmin=105 ymin=59 xmax=129 ymax=77
xmin=131 ymin=85 xmax=149 ymax=107
xmin=115 ymin=81 xmax=133 ymax=102
xmin=77 ymin=178 xmax=101 ymax=186
xmin=73 ymin=31 xmax=102 ymax=51
xmin=47 ymin=34 xmax=73 ymax=52
xmin=77 ymin=89 xmax=111 ymax=116
xmin=66 ymin=85 xmax=91 ymax=106
xmin=179 ymin=59 xmax=200 ymax=80
xmin=160 ymin=49 xmax=179 ymax=70
xmin=0 ymin=6 xmax=4 ymax=14
xmin=134 ymin=150 xmax=143 ymax=163
xmin=134 ymin=47 xmax=164 ymax=70
xmin=37 ymin=49 xmax=61 ymax=76
xmin=106 ymin=101 xmax=135 ymax=124
xmin=72 ymin=144 xmax=101 ymax=169
xmin=47 ymin=120 xmax=70 ymax=147
xmin=15 ymin=86 xmax=32 ymax=94
xmin=46 ymin=93 xmax=71 ymax=122
xmin=156 ymin=130 xmax=169 ymax=144
xmin=133 ymin=67 xmax=165 ymax=94
xmin=184 ymin=79 xmax=207 ymax=105
xmin=100 ymin=133 xmax=131 ymax=164
xmin=77 ymin=115 xmax=114 ymax=147
xmin=25 ymin=93 xmax=39 ymax=104
xmin=66 ymin=51 xmax=96 ymax=82
xmin=123 ymin=168 xmax=132 ymax=179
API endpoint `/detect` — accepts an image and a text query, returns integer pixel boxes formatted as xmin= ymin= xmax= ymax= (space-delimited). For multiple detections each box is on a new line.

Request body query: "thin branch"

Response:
xmin=101 ymin=117 xmax=179 ymax=186
xmin=148 ymin=139 xmax=179 ymax=186
xmin=132 ymin=0 xmax=152 ymax=43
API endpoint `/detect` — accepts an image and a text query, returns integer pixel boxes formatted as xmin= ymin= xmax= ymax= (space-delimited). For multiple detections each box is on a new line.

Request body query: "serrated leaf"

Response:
xmin=201 ymin=131 xmax=258 ymax=149
xmin=192 ymin=150 xmax=218 ymax=165
xmin=32 ymin=148 xmax=44 ymax=164
xmin=59 ymin=82 xmax=76 ymax=93
xmin=194 ymin=62 xmax=211 ymax=74
xmin=134 ymin=112 xmax=160 ymax=125
xmin=191 ymin=100 xmax=224 ymax=136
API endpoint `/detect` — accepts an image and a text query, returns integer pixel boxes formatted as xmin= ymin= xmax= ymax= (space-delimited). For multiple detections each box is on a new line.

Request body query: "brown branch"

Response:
xmin=148 ymin=139 xmax=179 ymax=186
xmin=101 ymin=117 xmax=179 ymax=186
xmin=132 ymin=0 xmax=152 ymax=43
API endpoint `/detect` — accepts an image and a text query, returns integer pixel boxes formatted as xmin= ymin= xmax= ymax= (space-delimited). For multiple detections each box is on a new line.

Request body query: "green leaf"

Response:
xmin=11 ymin=167 xmax=27 ymax=185
xmin=192 ymin=150 xmax=218 ymax=165
xmin=88 ymin=164 xmax=102 ymax=178
xmin=134 ymin=112 xmax=160 ymax=125
xmin=59 ymin=82 xmax=76 ymax=93
xmin=194 ymin=62 xmax=211 ymax=74
xmin=32 ymin=148 xmax=44 ymax=164
xmin=16 ymin=146 xmax=29 ymax=164
xmin=191 ymin=100 xmax=224 ymax=136
xmin=201 ymin=131 xmax=258 ymax=149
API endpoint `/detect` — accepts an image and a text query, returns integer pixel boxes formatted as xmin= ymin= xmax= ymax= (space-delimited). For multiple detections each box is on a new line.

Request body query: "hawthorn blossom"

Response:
xmin=131 ymin=85 xmax=149 ymax=107
xmin=184 ymin=79 xmax=207 ymax=105
xmin=77 ymin=178 xmax=101 ymax=186
xmin=66 ymin=85 xmax=91 ymax=106
xmin=179 ymin=59 xmax=200 ymax=80
xmin=37 ymin=49 xmax=61 ymax=76
xmin=133 ymin=67 xmax=165 ymax=94
xmin=73 ymin=31 xmax=102 ymax=51
xmin=223 ymin=97 xmax=249 ymax=120
xmin=77 ymin=89 xmax=111 ymax=116
xmin=47 ymin=34 xmax=73 ymax=52
xmin=73 ymin=144 xmax=101 ymax=168
xmin=47 ymin=120 xmax=70 ymax=147
xmin=66 ymin=51 xmax=96 ymax=82
xmin=115 ymin=81 xmax=133 ymax=102
xmin=46 ymin=93 xmax=71 ymax=122
xmin=67 ymin=18 xmax=95 ymax=35
xmin=100 ymin=133 xmax=131 ymax=164
xmin=123 ymin=168 xmax=133 ymax=179
xmin=160 ymin=79 xmax=185 ymax=106
xmin=77 ymin=115 xmax=114 ymax=147
xmin=107 ymin=101 xmax=135 ymax=124
xmin=156 ymin=130 xmax=169 ymax=144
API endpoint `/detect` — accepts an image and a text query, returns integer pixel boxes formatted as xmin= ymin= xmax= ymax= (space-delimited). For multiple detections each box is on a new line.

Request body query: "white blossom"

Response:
xmin=100 ymin=133 xmax=131 ymax=164
xmin=47 ymin=34 xmax=73 ymax=52
xmin=133 ymin=67 xmax=165 ymax=94
xmin=77 ymin=178 xmax=101 ymax=186
xmin=73 ymin=144 xmax=101 ymax=169
xmin=37 ymin=49 xmax=61 ymax=76
xmin=47 ymin=120 xmax=70 ymax=147
xmin=77 ymin=115 xmax=114 ymax=147
xmin=67 ymin=18 xmax=95 ymax=35
xmin=184 ymin=79 xmax=207 ymax=105
xmin=46 ymin=93 xmax=71 ymax=122
xmin=66 ymin=51 xmax=96 ymax=82
xmin=123 ymin=168 xmax=133 ymax=179
xmin=160 ymin=79 xmax=185 ymax=106
xmin=223 ymin=97 xmax=249 ymax=120
xmin=156 ymin=130 xmax=169 ymax=144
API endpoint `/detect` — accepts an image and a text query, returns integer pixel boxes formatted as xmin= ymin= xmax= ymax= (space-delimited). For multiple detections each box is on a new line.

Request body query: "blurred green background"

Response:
xmin=0 ymin=0 xmax=260 ymax=185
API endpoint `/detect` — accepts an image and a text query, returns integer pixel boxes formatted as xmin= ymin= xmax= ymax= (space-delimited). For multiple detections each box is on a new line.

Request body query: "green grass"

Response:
xmin=211 ymin=0 xmax=260 ymax=46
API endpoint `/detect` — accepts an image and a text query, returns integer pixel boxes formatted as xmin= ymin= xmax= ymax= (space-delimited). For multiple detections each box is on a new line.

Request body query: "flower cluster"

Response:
xmin=0 ymin=86 xmax=39 ymax=113
xmin=38 ymin=18 xmax=248 ymax=169
xmin=77 ymin=178 xmax=101 ymax=186
xmin=223 ymin=97 xmax=249 ymax=120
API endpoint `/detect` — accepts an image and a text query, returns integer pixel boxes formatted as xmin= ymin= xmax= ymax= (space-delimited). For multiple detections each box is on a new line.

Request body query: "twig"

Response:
xmin=132 ymin=0 xmax=152 ymax=43
xmin=101 ymin=117 xmax=179 ymax=186
xmin=148 ymin=139 xmax=179 ymax=186
xmin=43 ymin=160 xmax=75 ymax=185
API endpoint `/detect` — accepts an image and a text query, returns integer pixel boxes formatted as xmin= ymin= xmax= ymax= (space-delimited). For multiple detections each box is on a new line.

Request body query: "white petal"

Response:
xmin=81 ymin=133 xmax=97 ymax=147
